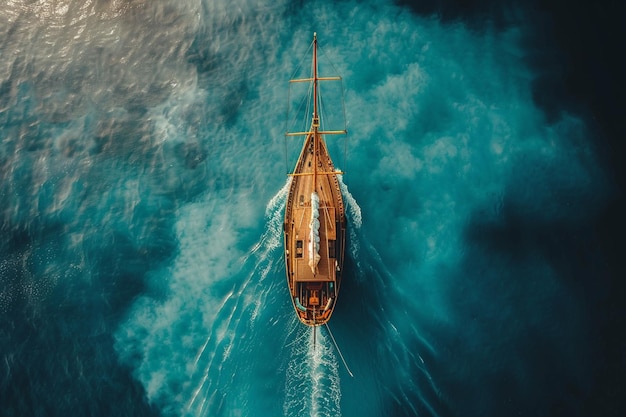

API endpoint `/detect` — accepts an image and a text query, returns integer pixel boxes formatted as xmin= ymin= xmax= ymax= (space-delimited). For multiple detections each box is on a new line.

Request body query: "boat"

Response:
xmin=284 ymin=33 xmax=347 ymax=327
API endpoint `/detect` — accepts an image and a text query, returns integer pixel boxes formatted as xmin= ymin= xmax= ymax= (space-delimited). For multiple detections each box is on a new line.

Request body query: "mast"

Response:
xmin=312 ymin=32 xmax=319 ymax=191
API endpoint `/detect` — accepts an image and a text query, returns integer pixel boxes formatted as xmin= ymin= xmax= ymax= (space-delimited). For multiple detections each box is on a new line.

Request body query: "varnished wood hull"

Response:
xmin=284 ymin=133 xmax=346 ymax=326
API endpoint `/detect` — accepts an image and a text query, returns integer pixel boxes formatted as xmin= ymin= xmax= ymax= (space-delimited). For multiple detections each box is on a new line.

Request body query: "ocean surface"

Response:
xmin=2 ymin=1 xmax=625 ymax=416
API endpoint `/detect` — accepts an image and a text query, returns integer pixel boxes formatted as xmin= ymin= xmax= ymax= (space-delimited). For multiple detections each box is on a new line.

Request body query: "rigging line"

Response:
xmin=296 ymin=90 xmax=308 ymax=130
xmin=285 ymin=74 xmax=292 ymax=133
xmin=318 ymin=82 xmax=348 ymax=176
xmin=340 ymin=76 xmax=348 ymax=175
xmin=289 ymin=39 xmax=314 ymax=81
xmin=285 ymin=81 xmax=307 ymax=173
xmin=285 ymin=76 xmax=314 ymax=175
xmin=343 ymin=122 xmax=348 ymax=177
xmin=317 ymin=40 xmax=348 ymax=174
xmin=284 ymin=137 xmax=288 ymax=175
xmin=340 ymin=73 xmax=347 ymax=133
xmin=325 ymin=323 xmax=354 ymax=377
xmin=319 ymin=86 xmax=327 ymax=131
xmin=291 ymin=81 xmax=312 ymax=134
xmin=285 ymin=38 xmax=316 ymax=175
xmin=284 ymin=82 xmax=291 ymax=174
xmin=318 ymin=43 xmax=343 ymax=81
xmin=316 ymin=71 xmax=344 ymax=132
xmin=287 ymin=83 xmax=311 ymax=134
xmin=305 ymin=80 xmax=313 ymax=128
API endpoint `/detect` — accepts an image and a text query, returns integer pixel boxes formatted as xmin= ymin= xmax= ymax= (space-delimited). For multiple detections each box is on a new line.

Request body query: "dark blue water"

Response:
xmin=2 ymin=1 xmax=624 ymax=416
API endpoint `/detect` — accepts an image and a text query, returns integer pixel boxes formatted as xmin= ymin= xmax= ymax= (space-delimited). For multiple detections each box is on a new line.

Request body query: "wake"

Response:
xmin=283 ymin=327 xmax=342 ymax=417
xmin=338 ymin=175 xmax=444 ymax=416
xmin=185 ymin=179 xmax=345 ymax=417
xmin=186 ymin=180 xmax=291 ymax=416
xmin=281 ymin=176 xmax=359 ymax=417
xmin=183 ymin=177 xmax=441 ymax=417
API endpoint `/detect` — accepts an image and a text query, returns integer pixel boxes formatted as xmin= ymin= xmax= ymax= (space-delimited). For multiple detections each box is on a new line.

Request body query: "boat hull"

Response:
xmin=284 ymin=133 xmax=346 ymax=326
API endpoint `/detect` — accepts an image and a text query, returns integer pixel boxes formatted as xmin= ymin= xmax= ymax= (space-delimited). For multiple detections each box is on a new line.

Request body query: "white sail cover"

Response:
xmin=308 ymin=192 xmax=321 ymax=273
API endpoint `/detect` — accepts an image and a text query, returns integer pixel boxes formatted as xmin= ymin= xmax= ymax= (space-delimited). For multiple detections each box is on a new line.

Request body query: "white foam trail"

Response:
xmin=338 ymin=175 xmax=367 ymax=280
xmin=185 ymin=181 xmax=290 ymax=416
xmin=284 ymin=326 xmax=341 ymax=417
xmin=338 ymin=174 xmax=361 ymax=229
xmin=245 ymin=178 xmax=291 ymax=260
xmin=115 ymin=178 xmax=291 ymax=417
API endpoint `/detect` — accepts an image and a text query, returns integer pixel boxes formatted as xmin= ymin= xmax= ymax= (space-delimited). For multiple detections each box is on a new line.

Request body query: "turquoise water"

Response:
xmin=1 ymin=1 xmax=621 ymax=416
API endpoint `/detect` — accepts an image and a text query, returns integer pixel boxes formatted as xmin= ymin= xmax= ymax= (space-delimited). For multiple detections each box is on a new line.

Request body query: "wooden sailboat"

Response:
xmin=284 ymin=33 xmax=347 ymax=327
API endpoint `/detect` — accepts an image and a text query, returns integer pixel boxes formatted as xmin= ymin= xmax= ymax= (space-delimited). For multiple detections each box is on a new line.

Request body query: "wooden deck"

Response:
xmin=284 ymin=132 xmax=346 ymax=325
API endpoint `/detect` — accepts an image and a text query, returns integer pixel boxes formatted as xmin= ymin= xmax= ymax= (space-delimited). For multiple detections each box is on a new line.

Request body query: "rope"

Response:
xmin=325 ymin=323 xmax=354 ymax=377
